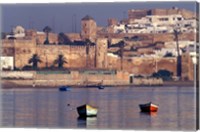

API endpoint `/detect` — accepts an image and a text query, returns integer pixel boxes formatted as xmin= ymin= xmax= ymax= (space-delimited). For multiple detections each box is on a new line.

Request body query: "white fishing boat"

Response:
xmin=77 ymin=104 xmax=98 ymax=117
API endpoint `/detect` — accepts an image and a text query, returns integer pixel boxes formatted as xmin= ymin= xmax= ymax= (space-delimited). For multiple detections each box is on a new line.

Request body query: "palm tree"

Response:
xmin=85 ymin=39 xmax=92 ymax=68
xmin=54 ymin=54 xmax=67 ymax=69
xmin=118 ymin=40 xmax=125 ymax=70
xmin=28 ymin=54 xmax=42 ymax=70
xmin=43 ymin=26 xmax=52 ymax=44
xmin=174 ymin=29 xmax=182 ymax=79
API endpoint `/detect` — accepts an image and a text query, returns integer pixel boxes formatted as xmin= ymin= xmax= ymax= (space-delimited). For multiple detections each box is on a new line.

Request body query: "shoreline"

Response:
xmin=1 ymin=80 xmax=195 ymax=89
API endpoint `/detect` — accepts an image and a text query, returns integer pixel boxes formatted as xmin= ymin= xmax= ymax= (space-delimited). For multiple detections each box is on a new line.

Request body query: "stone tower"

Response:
xmin=81 ymin=15 xmax=97 ymax=43
xmin=181 ymin=53 xmax=194 ymax=81
xmin=96 ymin=38 xmax=108 ymax=69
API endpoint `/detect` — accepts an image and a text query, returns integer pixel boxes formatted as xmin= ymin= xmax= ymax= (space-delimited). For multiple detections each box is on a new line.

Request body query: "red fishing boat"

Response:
xmin=139 ymin=102 xmax=158 ymax=112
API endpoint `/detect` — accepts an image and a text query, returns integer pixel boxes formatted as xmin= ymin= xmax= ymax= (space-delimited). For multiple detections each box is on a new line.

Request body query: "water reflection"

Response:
xmin=140 ymin=112 xmax=157 ymax=117
xmin=77 ymin=116 xmax=97 ymax=128
xmin=0 ymin=86 xmax=196 ymax=130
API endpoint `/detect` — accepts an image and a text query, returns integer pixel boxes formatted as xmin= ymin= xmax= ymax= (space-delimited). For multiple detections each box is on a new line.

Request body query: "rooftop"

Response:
xmin=81 ymin=15 xmax=94 ymax=21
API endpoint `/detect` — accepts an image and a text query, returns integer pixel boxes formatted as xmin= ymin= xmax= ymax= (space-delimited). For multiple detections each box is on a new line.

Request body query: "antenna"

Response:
xmin=10 ymin=25 xmax=14 ymax=34
xmin=52 ymin=16 xmax=55 ymax=33
xmin=74 ymin=14 xmax=77 ymax=33
xmin=29 ymin=16 xmax=31 ymax=29
xmin=72 ymin=15 xmax=74 ymax=32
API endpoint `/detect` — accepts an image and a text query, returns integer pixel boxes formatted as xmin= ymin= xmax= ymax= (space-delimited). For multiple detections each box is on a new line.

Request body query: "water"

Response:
xmin=0 ymin=86 xmax=197 ymax=130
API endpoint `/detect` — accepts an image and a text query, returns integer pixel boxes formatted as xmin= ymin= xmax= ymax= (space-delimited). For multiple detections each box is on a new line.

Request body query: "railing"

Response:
xmin=36 ymin=70 xmax=71 ymax=74
xmin=79 ymin=69 xmax=117 ymax=75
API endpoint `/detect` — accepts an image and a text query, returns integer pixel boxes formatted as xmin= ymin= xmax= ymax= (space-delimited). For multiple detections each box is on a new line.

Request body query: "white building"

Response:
xmin=113 ymin=24 xmax=126 ymax=33
xmin=154 ymin=48 xmax=181 ymax=57
xmin=146 ymin=14 xmax=184 ymax=26
xmin=0 ymin=57 xmax=14 ymax=70
xmin=6 ymin=25 xmax=25 ymax=39
xmin=116 ymin=14 xmax=196 ymax=34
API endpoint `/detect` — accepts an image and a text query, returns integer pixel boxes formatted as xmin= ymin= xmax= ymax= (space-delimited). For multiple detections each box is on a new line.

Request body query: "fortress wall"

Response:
xmin=151 ymin=9 xmax=168 ymax=15
xmin=107 ymin=55 xmax=120 ymax=70
xmin=131 ymin=57 xmax=176 ymax=75
xmin=2 ymin=40 xmax=15 ymax=46
xmin=96 ymin=38 xmax=108 ymax=68
xmin=107 ymin=56 xmax=177 ymax=75
xmin=14 ymin=39 xmax=37 ymax=69
xmin=36 ymin=45 xmax=96 ymax=68
xmin=181 ymin=53 xmax=194 ymax=81
xmin=2 ymin=40 xmax=15 ymax=56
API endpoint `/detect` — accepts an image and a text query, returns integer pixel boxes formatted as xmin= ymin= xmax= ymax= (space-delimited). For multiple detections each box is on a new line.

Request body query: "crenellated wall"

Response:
xmin=36 ymin=33 xmax=58 ymax=44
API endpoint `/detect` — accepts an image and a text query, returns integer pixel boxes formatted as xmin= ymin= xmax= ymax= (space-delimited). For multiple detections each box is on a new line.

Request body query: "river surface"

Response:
xmin=0 ymin=86 xmax=197 ymax=130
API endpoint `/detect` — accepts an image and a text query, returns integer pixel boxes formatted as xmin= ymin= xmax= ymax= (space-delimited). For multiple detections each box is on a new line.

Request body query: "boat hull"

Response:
xmin=98 ymin=85 xmax=104 ymax=89
xmin=59 ymin=86 xmax=71 ymax=91
xmin=139 ymin=102 xmax=158 ymax=112
xmin=77 ymin=104 xmax=98 ymax=117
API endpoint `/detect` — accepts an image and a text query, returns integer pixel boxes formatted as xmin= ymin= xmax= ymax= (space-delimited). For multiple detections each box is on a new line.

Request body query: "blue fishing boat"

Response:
xmin=98 ymin=85 xmax=105 ymax=89
xmin=59 ymin=86 xmax=71 ymax=91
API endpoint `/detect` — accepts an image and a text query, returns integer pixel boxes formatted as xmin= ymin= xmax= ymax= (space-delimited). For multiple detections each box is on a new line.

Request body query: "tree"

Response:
xmin=117 ymin=40 xmax=125 ymax=70
xmin=58 ymin=32 xmax=71 ymax=44
xmin=174 ymin=29 xmax=182 ymax=78
xmin=28 ymin=54 xmax=42 ymax=70
xmin=43 ymin=26 xmax=52 ymax=44
xmin=85 ymin=39 xmax=92 ymax=68
xmin=54 ymin=54 xmax=67 ymax=69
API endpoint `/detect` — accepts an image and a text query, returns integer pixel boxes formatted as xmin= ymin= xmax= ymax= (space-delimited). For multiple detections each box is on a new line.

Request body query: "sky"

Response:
xmin=0 ymin=1 xmax=197 ymax=33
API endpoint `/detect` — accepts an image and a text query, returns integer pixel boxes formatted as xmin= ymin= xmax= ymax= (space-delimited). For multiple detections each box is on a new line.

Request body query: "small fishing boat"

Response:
xmin=77 ymin=104 xmax=98 ymax=117
xmin=98 ymin=85 xmax=105 ymax=89
xmin=59 ymin=86 xmax=71 ymax=91
xmin=139 ymin=102 xmax=158 ymax=112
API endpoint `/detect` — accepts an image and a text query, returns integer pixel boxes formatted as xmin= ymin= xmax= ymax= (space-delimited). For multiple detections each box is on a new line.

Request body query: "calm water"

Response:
xmin=0 ymin=86 xmax=197 ymax=130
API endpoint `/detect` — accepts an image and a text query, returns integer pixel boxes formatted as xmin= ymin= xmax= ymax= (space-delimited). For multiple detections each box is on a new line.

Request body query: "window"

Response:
xmin=177 ymin=17 xmax=182 ymax=21
xmin=159 ymin=18 xmax=169 ymax=21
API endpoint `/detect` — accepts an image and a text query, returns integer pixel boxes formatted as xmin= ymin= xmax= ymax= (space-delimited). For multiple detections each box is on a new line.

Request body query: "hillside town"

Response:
xmin=1 ymin=7 xmax=198 ymax=86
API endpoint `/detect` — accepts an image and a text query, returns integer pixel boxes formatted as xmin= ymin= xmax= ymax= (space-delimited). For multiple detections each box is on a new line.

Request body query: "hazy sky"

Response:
xmin=1 ymin=2 xmax=197 ymax=33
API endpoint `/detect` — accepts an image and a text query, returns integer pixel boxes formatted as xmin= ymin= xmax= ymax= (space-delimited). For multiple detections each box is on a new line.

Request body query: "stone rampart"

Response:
xmin=2 ymin=70 xmax=130 ymax=86
xmin=2 ymin=71 xmax=35 ymax=79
